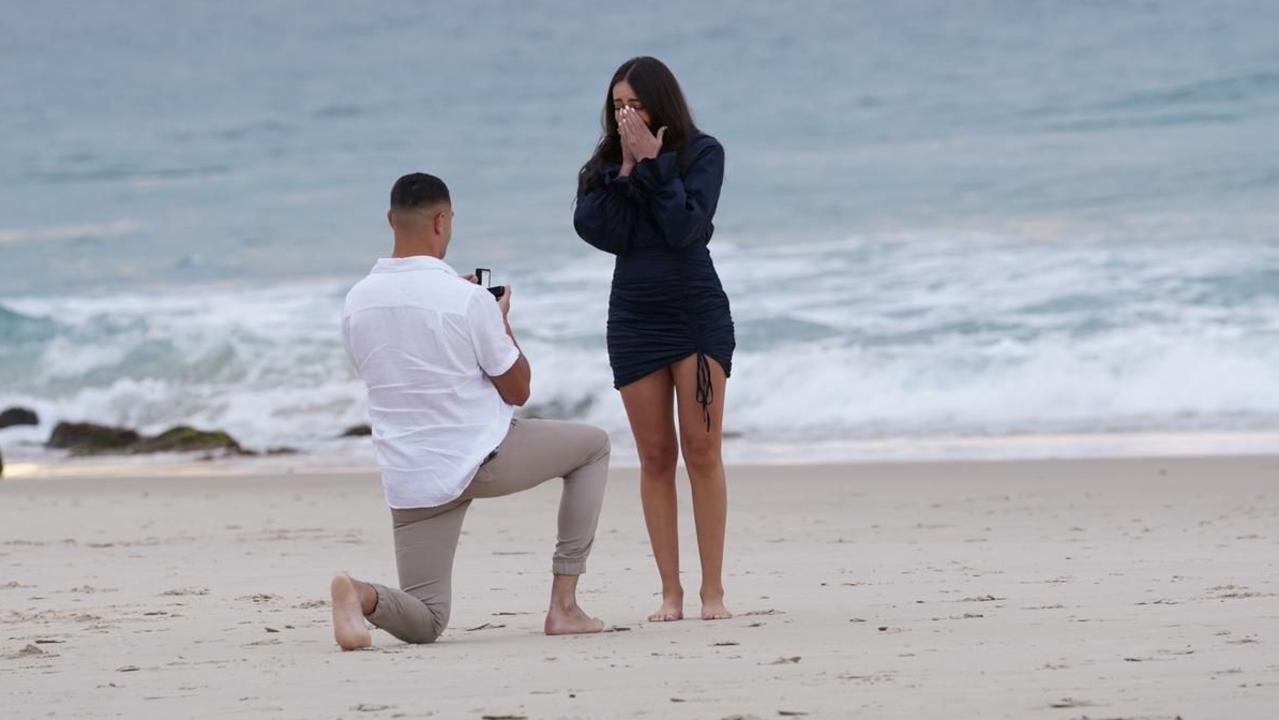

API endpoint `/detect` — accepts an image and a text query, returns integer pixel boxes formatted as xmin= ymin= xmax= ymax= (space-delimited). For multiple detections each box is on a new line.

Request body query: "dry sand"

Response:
xmin=2 ymin=456 xmax=1277 ymax=719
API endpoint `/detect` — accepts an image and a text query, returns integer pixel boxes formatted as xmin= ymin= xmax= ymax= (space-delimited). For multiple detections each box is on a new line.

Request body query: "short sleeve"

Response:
xmin=340 ymin=314 xmax=358 ymax=369
xmin=466 ymin=290 xmax=521 ymax=376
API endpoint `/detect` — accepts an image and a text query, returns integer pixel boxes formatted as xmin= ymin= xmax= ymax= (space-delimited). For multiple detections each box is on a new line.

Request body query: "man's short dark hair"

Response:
xmin=390 ymin=172 xmax=450 ymax=212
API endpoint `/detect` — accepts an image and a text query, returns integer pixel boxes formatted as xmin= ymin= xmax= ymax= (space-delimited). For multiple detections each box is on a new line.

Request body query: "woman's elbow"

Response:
xmin=572 ymin=215 xmax=597 ymax=243
xmin=573 ymin=212 xmax=608 ymax=243
xmin=577 ymin=225 xmax=625 ymax=254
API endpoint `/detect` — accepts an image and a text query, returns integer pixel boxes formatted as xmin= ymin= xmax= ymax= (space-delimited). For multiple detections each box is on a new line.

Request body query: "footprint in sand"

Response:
xmin=159 ymin=587 xmax=209 ymax=597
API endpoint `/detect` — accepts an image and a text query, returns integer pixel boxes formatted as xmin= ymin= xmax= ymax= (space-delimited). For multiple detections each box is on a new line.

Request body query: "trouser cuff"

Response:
xmin=553 ymin=558 xmax=587 ymax=575
xmin=364 ymin=583 xmax=394 ymax=627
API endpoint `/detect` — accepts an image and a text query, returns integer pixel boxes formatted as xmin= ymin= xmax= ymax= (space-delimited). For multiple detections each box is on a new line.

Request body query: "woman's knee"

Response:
xmin=680 ymin=432 xmax=722 ymax=476
xmin=637 ymin=441 xmax=678 ymax=477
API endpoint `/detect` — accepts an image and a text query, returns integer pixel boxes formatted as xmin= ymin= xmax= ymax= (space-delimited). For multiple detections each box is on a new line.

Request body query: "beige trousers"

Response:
xmin=365 ymin=418 xmax=610 ymax=644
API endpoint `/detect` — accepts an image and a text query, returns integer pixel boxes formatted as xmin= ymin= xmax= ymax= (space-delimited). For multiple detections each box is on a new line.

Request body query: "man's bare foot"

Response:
xmin=647 ymin=591 xmax=685 ymax=622
xmin=544 ymin=603 xmax=605 ymax=635
xmin=700 ymin=589 xmax=733 ymax=621
xmin=330 ymin=573 xmax=372 ymax=650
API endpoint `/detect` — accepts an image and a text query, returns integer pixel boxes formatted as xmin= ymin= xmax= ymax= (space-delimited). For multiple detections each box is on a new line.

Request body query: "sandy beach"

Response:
xmin=2 ymin=456 xmax=1277 ymax=719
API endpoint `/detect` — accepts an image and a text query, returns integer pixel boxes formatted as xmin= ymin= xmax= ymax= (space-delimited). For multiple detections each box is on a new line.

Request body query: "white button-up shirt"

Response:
xmin=342 ymin=255 xmax=520 ymax=508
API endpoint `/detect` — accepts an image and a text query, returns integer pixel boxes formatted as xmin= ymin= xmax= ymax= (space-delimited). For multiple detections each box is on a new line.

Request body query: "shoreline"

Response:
xmin=3 ymin=427 xmax=1279 ymax=481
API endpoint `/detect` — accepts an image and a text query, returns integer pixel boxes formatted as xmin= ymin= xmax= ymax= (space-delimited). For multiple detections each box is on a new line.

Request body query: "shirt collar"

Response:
xmin=371 ymin=255 xmax=457 ymax=275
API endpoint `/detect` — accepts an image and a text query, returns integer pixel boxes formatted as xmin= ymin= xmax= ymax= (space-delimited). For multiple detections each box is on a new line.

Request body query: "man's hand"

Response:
xmin=462 ymin=272 xmax=480 ymax=284
xmin=497 ymin=285 xmax=512 ymax=317
xmin=488 ymin=284 xmax=529 ymax=406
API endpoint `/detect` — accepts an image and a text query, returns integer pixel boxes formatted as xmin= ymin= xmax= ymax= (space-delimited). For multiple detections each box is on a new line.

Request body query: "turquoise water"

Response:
xmin=2 ymin=1 xmax=1278 ymax=455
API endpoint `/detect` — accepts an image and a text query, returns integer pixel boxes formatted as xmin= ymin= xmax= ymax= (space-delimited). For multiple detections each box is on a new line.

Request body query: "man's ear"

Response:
xmin=434 ymin=209 xmax=447 ymax=236
xmin=387 ymin=209 xmax=395 ymax=229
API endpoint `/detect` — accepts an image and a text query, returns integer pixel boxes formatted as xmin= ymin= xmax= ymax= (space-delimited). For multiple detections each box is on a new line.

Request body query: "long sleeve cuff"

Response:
xmin=603 ymin=167 xmax=641 ymax=200
xmin=629 ymin=152 xmax=679 ymax=194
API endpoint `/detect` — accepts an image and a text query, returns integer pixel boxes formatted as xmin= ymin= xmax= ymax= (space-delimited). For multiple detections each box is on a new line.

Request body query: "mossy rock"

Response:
xmin=48 ymin=422 xmax=142 ymax=455
xmin=130 ymin=426 xmax=245 ymax=455
xmin=0 ymin=407 xmax=39 ymax=429
xmin=518 ymin=396 xmax=595 ymax=421
xmin=47 ymin=422 xmax=246 ymax=456
xmin=340 ymin=424 xmax=372 ymax=437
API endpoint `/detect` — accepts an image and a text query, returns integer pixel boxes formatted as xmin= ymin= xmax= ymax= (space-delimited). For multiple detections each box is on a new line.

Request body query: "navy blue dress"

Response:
xmin=574 ymin=133 xmax=735 ymax=430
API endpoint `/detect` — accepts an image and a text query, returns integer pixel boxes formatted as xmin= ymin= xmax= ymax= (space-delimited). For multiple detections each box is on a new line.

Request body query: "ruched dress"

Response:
xmin=573 ymin=133 xmax=735 ymax=430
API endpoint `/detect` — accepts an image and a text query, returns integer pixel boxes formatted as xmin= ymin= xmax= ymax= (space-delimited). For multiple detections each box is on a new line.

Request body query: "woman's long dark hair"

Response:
xmin=577 ymin=57 xmax=698 ymax=196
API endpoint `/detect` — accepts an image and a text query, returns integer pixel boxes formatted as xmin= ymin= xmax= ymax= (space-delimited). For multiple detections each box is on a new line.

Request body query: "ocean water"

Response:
xmin=2 ymin=1 xmax=1278 ymax=462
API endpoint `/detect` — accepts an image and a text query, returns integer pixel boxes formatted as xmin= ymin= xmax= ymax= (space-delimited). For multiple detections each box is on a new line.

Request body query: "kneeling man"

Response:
xmin=332 ymin=172 xmax=610 ymax=649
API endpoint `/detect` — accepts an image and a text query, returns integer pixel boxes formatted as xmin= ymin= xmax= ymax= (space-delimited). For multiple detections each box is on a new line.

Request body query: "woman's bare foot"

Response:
xmin=544 ymin=603 xmax=605 ymax=635
xmin=647 ymin=590 xmax=685 ymax=622
xmin=330 ymin=573 xmax=373 ymax=650
xmin=700 ymin=588 xmax=733 ymax=621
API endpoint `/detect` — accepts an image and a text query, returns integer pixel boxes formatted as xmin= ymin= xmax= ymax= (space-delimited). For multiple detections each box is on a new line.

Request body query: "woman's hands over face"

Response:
xmin=617 ymin=109 xmax=636 ymax=175
xmin=617 ymin=106 xmax=666 ymax=166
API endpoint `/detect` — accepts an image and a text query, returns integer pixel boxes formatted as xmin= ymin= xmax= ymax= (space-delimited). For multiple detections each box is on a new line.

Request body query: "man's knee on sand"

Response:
xmin=399 ymin=602 xmax=450 ymax=644
xmin=371 ymin=587 xmax=451 ymax=645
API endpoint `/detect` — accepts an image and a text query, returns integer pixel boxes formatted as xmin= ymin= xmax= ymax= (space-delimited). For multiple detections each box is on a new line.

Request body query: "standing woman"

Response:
xmin=574 ymin=57 xmax=735 ymax=621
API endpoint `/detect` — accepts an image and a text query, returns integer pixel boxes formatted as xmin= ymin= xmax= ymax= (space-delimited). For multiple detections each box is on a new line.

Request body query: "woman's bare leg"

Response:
xmin=620 ymin=367 xmax=683 ymax=622
xmin=672 ymin=355 xmax=732 ymax=620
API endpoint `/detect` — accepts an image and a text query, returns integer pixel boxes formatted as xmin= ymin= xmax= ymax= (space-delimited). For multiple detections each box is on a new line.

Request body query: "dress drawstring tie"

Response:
xmin=696 ymin=351 xmax=713 ymax=432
